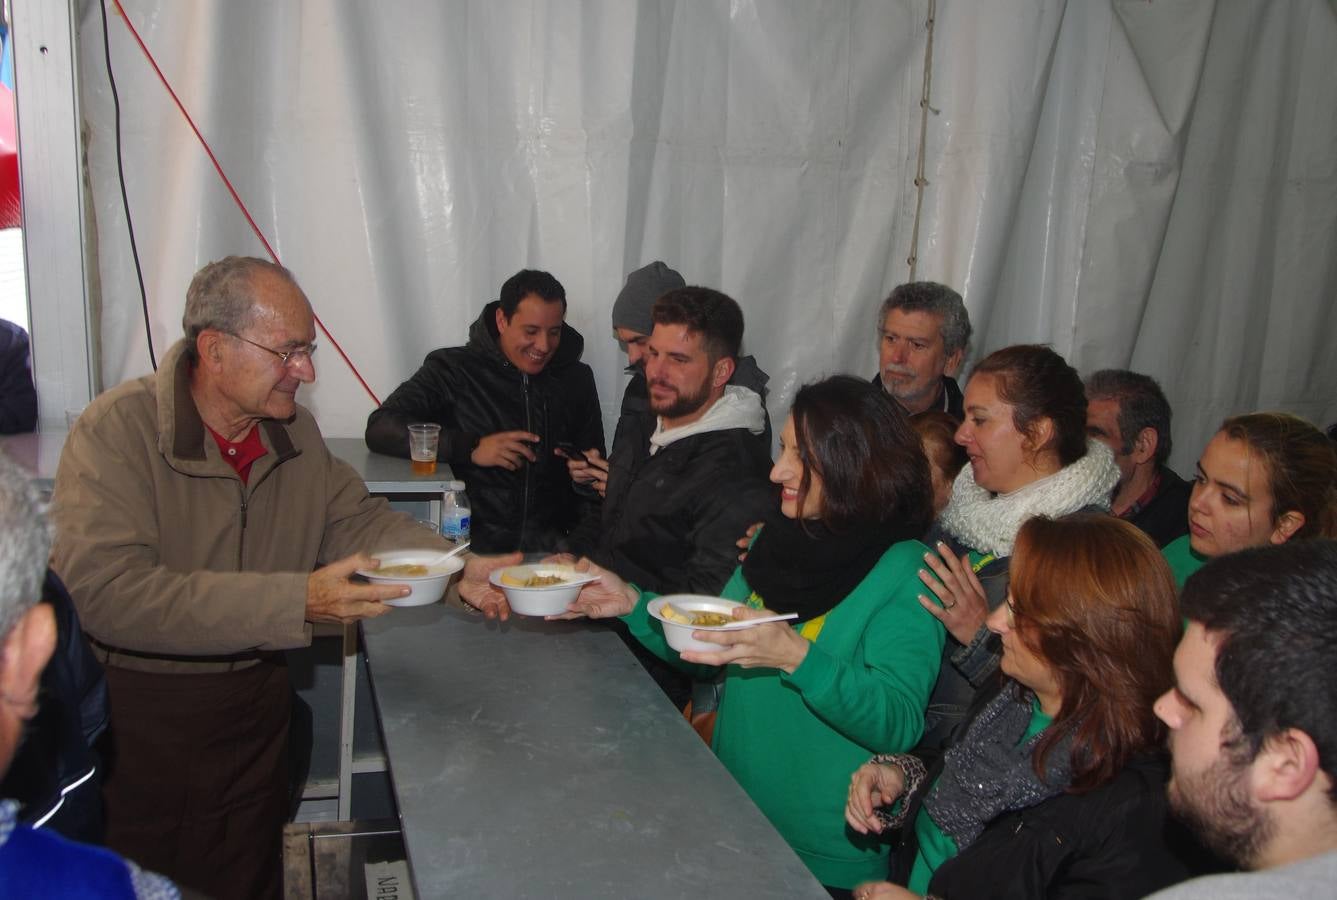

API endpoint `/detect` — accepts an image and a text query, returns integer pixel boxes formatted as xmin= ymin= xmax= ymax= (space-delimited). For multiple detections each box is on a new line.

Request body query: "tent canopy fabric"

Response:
xmin=74 ymin=1 xmax=1337 ymax=473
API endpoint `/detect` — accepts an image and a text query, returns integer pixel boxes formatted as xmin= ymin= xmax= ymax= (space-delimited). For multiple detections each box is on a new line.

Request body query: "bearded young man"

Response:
xmin=1149 ymin=541 xmax=1337 ymax=898
xmin=569 ymin=287 xmax=773 ymax=596
xmin=559 ymin=287 xmax=773 ymax=708
xmin=564 ymin=262 xmax=771 ymax=496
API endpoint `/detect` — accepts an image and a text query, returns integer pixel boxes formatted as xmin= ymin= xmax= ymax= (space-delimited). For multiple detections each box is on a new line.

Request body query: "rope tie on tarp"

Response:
xmin=907 ymin=0 xmax=940 ymax=281
xmin=109 ymin=0 xmax=381 ymax=406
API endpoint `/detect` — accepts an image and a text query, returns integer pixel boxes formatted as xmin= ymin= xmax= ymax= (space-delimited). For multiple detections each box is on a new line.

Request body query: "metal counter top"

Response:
xmin=361 ymin=604 xmax=828 ymax=899
xmin=0 ymin=432 xmax=452 ymax=494
xmin=324 ymin=437 xmax=453 ymax=493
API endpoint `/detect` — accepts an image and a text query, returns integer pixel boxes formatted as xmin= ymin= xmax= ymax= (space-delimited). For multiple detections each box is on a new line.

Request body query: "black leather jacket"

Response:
xmin=365 ymin=302 xmax=604 ymax=553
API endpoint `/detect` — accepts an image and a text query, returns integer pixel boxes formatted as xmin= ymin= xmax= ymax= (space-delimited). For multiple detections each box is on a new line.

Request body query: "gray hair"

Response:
xmin=1085 ymin=369 xmax=1174 ymax=466
xmin=877 ymin=281 xmax=973 ymax=357
xmin=182 ymin=256 xmax=299 ymax=363
xmin=0 ymin=452 xmax=52 ymax=640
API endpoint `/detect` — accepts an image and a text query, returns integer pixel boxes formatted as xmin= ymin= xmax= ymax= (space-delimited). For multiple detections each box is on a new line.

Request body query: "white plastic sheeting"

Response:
xmin=74 ymin=0 xmax=1336 ymax=472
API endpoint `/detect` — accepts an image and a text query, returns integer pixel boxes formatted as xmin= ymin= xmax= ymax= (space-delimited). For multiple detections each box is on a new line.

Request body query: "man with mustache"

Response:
xmin=1149 ymin=541 xmax=1337 ymax=898
xmin=872 ymin=282 xmax=971 ymax=420
xmin=1084 ymin=369 xmax=1191 ymax=548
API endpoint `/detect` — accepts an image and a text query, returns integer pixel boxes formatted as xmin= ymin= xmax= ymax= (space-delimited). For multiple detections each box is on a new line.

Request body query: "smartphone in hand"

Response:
xmin=554 ymin=441 xmax=588 ymax=464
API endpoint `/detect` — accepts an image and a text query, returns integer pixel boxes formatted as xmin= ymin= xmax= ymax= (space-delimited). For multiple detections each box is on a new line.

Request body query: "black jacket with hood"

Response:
xmin=613 ymin=353 xmax=773 ymax=457
xmin=365 ymin=302 xmax=604 ymax=553
xmin=567 ymin=383 xmax=773 ymax=596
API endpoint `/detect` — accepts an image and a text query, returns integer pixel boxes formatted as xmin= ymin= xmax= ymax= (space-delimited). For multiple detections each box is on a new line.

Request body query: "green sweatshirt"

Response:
xmin=623 ymin=540 xmax=945 ymax=888
xmin=1162 ymin=534 xmax=1208 ymax=589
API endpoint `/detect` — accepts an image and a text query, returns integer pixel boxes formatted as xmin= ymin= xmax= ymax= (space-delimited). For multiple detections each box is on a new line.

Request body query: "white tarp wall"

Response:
xmin=72 ymin=0 xmax=1336 ymax=473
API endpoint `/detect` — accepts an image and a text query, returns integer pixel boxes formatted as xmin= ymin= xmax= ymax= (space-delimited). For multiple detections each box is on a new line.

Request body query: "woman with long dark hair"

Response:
xmin=846 ymin=513 xmax=1191 ymax=899
xmin=562 ymin=375 xmax=944 ymax=893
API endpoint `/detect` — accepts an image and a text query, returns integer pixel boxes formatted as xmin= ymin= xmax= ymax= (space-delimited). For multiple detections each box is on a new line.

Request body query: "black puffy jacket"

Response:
xmin=613 ymin=353 xmax=773 ymax=458
xmin=365 ymin=302 xmax=604 ymax=553
xmin=569 ymin=404 xmax=774 ymax=596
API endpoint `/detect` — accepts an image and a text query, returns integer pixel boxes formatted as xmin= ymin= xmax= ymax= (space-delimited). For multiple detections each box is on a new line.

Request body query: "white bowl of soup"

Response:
xmin=648 ymin=595 xmax=746 ymax=653
xmin=488 ymin=564 xmax=590 ymax=616
xmin=359 ymin=550 xmax=465 ymax=607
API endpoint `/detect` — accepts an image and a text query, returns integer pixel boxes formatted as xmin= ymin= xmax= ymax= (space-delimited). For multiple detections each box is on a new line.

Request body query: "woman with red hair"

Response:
xmin=846 ymin=513 xmax=1194 ymax=899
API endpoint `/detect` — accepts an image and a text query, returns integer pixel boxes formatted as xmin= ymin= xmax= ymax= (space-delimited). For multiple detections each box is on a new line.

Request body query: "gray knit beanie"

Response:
xmin=611 ymin=261 xmax=685 ymax=336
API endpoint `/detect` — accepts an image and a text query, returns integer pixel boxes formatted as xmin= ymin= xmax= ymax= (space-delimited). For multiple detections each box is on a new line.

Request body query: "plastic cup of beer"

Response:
xmin=407 ymin=424 xmax=441 ymax=475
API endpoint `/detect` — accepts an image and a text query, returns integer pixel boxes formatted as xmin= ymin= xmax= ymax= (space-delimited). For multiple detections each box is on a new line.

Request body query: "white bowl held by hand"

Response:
xmin=648 ymin=595 xmax=747 ymax=653
xmin=488 ymin=564 xmax=598 ymax=616
xmin=359 ymin=550 xmax=465 ymax=607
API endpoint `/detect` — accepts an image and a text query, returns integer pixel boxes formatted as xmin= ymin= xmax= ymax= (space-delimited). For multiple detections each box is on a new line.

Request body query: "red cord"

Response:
xmin=110 ymin=1 xmax=381 ymax=406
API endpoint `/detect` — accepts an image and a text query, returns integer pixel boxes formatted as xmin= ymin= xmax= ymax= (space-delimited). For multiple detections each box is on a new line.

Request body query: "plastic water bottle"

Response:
xmin=441 ymin=481 xmax=471 ymax=544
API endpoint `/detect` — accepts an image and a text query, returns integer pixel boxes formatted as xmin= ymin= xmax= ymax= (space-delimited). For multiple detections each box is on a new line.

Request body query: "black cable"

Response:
xmin=99 ymin=0 xmax=155 ymax=371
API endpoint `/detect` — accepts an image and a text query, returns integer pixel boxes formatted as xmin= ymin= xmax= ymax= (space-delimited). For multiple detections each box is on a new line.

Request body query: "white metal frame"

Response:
xmin=11 ymin=0 xmax=97 ymax=430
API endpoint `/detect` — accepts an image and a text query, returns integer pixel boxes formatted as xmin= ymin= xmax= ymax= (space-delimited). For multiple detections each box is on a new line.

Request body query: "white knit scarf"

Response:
xmin=939 ymin=439 xmax=1119 ymax=557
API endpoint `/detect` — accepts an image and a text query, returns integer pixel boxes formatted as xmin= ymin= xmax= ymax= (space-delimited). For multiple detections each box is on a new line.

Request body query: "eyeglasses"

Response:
xmin=230 ymin=333 xmax=317 ymax=367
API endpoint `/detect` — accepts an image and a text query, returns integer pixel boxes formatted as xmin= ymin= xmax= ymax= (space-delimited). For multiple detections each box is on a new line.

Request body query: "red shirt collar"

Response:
xmin=205 ymin=423 xmax=268 ymax=484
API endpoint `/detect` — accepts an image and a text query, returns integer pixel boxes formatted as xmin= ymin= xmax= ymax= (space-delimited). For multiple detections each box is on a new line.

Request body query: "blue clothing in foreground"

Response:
xmin=0 ymin=799 xmax=179 ymax=898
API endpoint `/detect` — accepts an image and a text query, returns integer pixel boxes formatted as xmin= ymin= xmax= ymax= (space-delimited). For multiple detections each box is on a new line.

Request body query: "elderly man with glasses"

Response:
xmin=49 ymin=256 xmax=488 ymax=900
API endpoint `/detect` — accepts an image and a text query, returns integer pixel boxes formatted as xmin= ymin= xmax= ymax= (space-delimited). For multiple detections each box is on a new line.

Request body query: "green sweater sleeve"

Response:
xmin=783 ymin=560 xmax=946 ymax=753
xmin=620 ymin=584 xmax=722 ymax=682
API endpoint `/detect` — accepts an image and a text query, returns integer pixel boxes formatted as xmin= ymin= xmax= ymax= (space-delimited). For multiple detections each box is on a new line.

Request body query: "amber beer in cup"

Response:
xmin=407 ymin=423 xmax=441 ymax=475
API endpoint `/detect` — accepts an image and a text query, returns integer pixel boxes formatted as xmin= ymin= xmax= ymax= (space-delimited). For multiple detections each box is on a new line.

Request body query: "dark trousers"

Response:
xmin=102 ymin=659 xmax=290 ymax=900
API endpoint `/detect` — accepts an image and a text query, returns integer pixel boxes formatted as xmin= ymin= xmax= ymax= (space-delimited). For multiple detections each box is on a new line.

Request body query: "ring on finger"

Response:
xmin=943 ymin=599 xmax=957 ymax=610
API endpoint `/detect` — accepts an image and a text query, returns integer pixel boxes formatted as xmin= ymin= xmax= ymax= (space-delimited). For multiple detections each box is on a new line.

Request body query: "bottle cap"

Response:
xmin=446 ymin=480 xmax=466 ymax=491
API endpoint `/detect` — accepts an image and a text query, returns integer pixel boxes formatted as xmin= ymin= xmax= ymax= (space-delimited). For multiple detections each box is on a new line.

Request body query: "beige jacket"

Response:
xmin=51 ymin=339 xmax=447 ymax=673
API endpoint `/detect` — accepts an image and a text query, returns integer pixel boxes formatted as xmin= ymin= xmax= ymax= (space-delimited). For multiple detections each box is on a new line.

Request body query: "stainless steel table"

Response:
xmin=362 ymin=604 xmax=829 ymax=899
xmin=324 ymin=437 xmax=452 ymax=496
xmin=0 ymin=433 xmax=452 ymax=497
xmin=317 ymin=438 xmax=454 ymax=820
